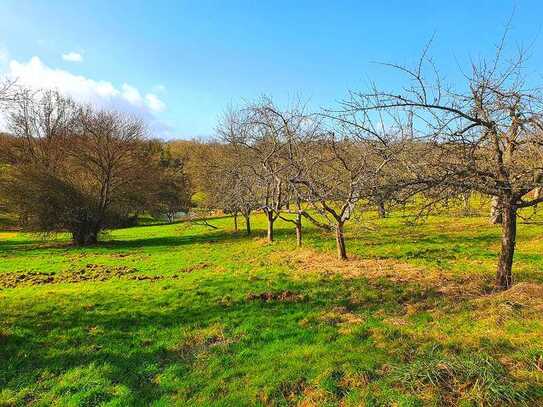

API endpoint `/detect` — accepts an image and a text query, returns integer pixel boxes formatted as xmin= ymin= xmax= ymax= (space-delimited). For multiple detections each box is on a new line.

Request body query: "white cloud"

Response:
xmin=121 ymin=83 xmax=143 ymax=105
xmin=62 ymin=51 xmax=83 ymax=62
xmin=8 ymin=57 xmax=119 ymax=102
xmin=120 ymin=83 xmax=165 ymax=112
xmin=3 ymin=56 xmax=170 ymax=137
xmin=145 ymin=93 xmax=166 ymax=112
xmin=0 ymin=46 xmax=9 ymax=69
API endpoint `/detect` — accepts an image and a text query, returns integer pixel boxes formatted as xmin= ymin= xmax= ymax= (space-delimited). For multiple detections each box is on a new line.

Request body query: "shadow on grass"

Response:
xmin=0 ymin=226 xmax=301 ymax=253
xmin=0 ymin=274 xmax=383 ymax=405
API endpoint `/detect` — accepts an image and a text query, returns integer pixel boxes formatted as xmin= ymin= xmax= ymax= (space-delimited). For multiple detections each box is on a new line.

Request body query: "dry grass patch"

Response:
xmin=295 ymin=386 xmax=330 ymax=407
xmin=318 ymin=306 xmax=364 ymax=326
xmin=299 ymin=306 xmax=364 ymax=335
xmin=473 ymin=282 xmax=543 ymax=325
xmin=169 ymin=324 xmax=238 ymax=363
xmin=274 ymin=248 xmax=489 ymax=300
xmin=178 ymin=262 xmax=209 ymax=273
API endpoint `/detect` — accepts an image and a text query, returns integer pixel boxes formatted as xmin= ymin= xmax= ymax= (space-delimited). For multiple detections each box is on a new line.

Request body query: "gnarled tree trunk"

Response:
xmin=496 ymin=202 xmax=516 ymax=290
xmin=377 ymin=200 xmax=386 ymax=218
xmin=265 ymin=210 xmax=275 ymax=242
xmin=335 ymin=221 xmax=347 ymax=260
xmin=461 ymin=192 xmax=471 ymax=216
xmin=533 ymin=187 xmax=543 ymax=214
xmin=72 ymin=223 xmax=99 ymax=246
xmin=490 ymin=195 xmax=503 ymax=224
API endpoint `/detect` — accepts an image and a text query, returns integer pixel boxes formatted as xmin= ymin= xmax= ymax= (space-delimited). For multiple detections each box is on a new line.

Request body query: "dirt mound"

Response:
xmin=472 ymin=282 xmax=543 ymax=324
xmin=65 ymin=263 xmax=139 ymax=281
xmin=246 ymin=290 xmax=304 ymax=302
xmin=298 ymin=306 xmax=364 ymax=335
xmin=498 ymin=282 xmax=543 ymax=301
xmin=482 ymin=282 xmax=543 ymax=308
xmin=0 ymin=263 xmax=180 ymax=289
xmin=0 ymin=271 xmax=57 ymax=288
xmin=178 ymin=262 xmax=209 ymax=273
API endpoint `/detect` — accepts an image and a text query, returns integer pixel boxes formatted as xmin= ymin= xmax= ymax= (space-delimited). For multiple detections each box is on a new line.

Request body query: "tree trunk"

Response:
xmin=377 ymin=200 xmax=386 ymax=218
xmin=295 ymin=215 xmax=302 ymax=248
xmin=244 ymin=214 xmax=251 ymax=236
xmin=72 ymin=225 xmax=99 ymax=246
xmin=496 ymin=202 xmax=516 ymax=290
xmin=233 ymin=212 xmax=238 ymax=232
xmin=490 ymin=196 xmax=503 ymax=224
xmin=266 ymin=211 xmax=274 ymax=243
xmin=335 ymin=222 xmax=347 ymax=260
xmin=461 ymin=192 xmax=471 ymax=216
xmin=533 ymin=187 xmax=542 ymax=214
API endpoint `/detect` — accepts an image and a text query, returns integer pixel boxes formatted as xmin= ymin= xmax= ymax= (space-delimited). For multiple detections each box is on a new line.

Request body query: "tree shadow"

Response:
xmin=0 ymin=225 xmax=305 ymax=254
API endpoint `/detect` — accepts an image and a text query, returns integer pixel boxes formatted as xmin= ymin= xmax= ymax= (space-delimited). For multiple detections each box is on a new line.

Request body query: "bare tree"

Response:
xmin=2 ymin=90 xmax=156 ymax=245
xmin=219 ymin=99 xmax=292 ymax=242
xmin=201 ymin=140 xmax=260 ymax=236
xmin=216 ymin=160 xmax=260 ymax=236
xmin=342 ymin=38 xmax=543 ymax=289
xmin=287 ymin=117 xmax=393 ymax=259
xmin=0 ymin=78 xmax=17 ymax=107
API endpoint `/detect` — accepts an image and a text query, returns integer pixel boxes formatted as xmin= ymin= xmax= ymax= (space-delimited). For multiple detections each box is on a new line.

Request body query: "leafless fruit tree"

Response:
xmin=341 ymin=39 xmax=543 ymax=289
xmin=219 ymin=98 xmax=294 ymax=242
xmin=287 ymin=112 xmax=394 ymax=260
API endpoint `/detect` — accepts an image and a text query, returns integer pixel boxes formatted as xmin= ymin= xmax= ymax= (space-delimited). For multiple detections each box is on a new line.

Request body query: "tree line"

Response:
xmin=0 ymin=89 xmax=191 ymax=245
xmin=2 ymin=45 xmax=543 ymax=291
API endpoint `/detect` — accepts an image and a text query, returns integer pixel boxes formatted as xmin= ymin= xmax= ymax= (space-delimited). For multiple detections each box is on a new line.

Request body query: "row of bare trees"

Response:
xmin=207 ymin=98 xmax=398 ymax=259
xmin=2 ymin=42 xmax=543 ymax=291
xmin=201 ymin=45 xmax=543 ymax=291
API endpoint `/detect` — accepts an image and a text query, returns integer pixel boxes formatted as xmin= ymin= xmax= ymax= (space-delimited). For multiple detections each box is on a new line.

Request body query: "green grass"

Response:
xmin=1 ymin=209 xmax=543 ymax=406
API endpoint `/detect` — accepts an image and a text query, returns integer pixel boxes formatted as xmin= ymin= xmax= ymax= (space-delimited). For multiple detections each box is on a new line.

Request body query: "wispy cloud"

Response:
xmin=152 ymin=84 xmax=166 ymax=94
xmin=145 ymin=93 xmax=166 ymax=112
xmin=62 ymin=51 xmax=83 ymax=63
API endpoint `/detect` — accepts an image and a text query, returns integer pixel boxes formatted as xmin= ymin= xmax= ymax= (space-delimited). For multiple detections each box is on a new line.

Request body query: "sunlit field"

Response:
xmin=1 ymin=209 xmax=543 ymax=406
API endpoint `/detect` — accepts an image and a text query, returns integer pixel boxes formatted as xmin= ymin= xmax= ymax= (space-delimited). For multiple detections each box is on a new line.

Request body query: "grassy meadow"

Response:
xmin=1 ymin=208 xmax=543 ymax=406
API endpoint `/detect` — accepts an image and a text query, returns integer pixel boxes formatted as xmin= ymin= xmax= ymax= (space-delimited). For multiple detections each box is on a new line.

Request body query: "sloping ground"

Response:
xmin=1 ymin=214 xmax=543 ymax=406
xmin=271 ymin=248 xmax=543 ymax=405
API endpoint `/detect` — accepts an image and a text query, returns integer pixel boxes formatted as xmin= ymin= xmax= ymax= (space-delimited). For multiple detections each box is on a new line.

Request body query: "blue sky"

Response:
xmin=1 ymin=1 xmax=542 ymax=139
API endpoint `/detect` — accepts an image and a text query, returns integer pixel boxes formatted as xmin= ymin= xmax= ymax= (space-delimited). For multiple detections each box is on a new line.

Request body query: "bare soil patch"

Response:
xmin=0 ymin=263 xmax=181 ymax=289
xmin=246 ymin=290 xmax=304 ymax=302
xmin=178 ymin=262 xmax=209 ymax=273
xmin=299 ymin=306 xmax=364 ymax=334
